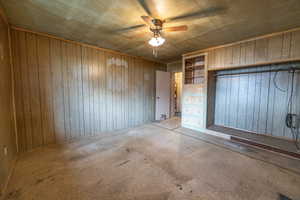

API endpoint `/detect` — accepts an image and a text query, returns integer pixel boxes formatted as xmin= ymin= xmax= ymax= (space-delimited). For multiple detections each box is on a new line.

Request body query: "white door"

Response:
xmin=155 ymin=71 xmax=171 ymax=120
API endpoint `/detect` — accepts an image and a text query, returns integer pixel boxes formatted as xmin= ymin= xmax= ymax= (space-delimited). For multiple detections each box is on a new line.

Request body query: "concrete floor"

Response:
xmin=4 ymin=123 xmax=300 ymax=200
xmin=153 ymin=117 xmax=181 ymax=130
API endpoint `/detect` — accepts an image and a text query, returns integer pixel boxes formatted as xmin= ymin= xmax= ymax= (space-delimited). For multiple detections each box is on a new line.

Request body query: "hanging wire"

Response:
xmin=286 ymin=69 xmax=300 ymax=150
xmin=272 ymin=66 xmax=300 ymax=150
xmin=273 ymin=70 xmax=287 ymax=92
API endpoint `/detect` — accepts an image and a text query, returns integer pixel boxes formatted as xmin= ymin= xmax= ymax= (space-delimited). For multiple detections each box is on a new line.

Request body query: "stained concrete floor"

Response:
xmin=153 ymin=117 xmax=181 ymax=130
xmin=4 ymin=123 xmax=300 ymax=200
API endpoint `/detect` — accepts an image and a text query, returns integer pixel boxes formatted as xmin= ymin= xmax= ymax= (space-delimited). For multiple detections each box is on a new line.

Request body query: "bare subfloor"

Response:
xmin=4 ymin=124 xmax=300 ymax=200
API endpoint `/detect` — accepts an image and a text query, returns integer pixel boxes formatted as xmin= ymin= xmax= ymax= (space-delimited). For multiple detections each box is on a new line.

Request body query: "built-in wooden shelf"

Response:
xmin=184 ymin=56 xmax=205 ymax=84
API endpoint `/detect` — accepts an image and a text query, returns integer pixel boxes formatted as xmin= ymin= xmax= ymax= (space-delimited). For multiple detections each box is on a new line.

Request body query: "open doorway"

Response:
xmin=154 ymin=61 xmax=182 ymax=129
xmin=154 ymin=70 xmax=182 ymax=129
xmin=172 ymin=72 xmax=182 ymax=117
xmin=167 ymin=60 xmax=183 ymax=120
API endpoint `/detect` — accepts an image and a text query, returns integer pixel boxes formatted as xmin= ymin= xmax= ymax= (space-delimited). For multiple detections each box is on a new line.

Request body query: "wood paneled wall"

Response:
xmin=0 ymin=16 xmax=17 ymax=196
xmin=214 ymin=64 xmax=300 ymax=140
xmin=207 ymin=29 xmax=300 ymax=70
xmin=11 ymin=29 xmax=165 ymax=153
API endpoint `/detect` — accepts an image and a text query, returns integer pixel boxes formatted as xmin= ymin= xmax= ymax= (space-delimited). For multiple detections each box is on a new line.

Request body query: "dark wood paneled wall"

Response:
xmin=0 ymin=16 xmax=17 ymax=196
xmin=11 ymin=29 xmax=165 ymax=153
xmin=214 ymin=64 xmax=300 ymax=140
xmin=207 ymin=29 xmax=300 ymax=70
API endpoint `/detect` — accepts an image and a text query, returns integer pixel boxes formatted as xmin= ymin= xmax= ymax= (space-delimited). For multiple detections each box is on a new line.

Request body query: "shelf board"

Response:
xmin=185 ymin=76 xmax=204 ymax=79
xmin=185 ymin=65 xmax=204 ymax=69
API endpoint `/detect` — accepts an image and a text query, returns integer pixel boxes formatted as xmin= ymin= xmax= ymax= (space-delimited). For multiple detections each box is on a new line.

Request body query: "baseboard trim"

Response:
xmin=231 ymin=136 xmax=300 ymax=160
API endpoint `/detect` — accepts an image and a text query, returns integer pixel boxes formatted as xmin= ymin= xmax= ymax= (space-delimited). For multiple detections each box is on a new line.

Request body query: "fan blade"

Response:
xmin=164 ymin=25 xmax=188 ymax=32
xmin=165 ymin=6 xmax=226 ymax=22
xmin=115 ymin=24 xmax=147 ymax=33
xmin=137 ymin=0 xmax=160 ymax=18
xmin=141 ymin=16 xmax=153 ymax=26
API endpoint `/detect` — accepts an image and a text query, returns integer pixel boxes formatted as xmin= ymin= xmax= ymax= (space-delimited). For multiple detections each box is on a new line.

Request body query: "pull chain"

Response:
xmin=152 ymin=47 xmax=158 ymax=57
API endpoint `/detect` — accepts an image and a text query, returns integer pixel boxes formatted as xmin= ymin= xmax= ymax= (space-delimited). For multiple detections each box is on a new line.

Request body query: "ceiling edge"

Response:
xmin=183 ymin=26 xmax=300 ymax=57
xmin=10 ymin=25 xmax=167 ymax=65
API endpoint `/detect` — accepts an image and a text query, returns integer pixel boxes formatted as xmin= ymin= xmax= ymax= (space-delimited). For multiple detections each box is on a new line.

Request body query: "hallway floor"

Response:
xmin=4 ymin=123 xmax=300 ymax=200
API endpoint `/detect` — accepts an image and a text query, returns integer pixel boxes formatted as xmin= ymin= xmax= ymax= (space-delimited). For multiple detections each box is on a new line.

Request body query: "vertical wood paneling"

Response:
xmin=50 ymin=39 xmax=65 ymax=141
xmin=137 ymin=59 xmax=143 ymax=125
xmin=237 ymin=73 xmax=248 ymax=130
xmin=246 ymin=41 xmax=256 ymax=64
xmin=75 ymin=44 xmax=84 ymax=137
xmin=12 ymin=29 xmax=163 ymax=152
xmin=282 ymin=32 xmax=292 ymax=59
xmin=254 ymin=38 xmax=268 ymax=63
xmin=82 ymin=47 xmax=91 ymax=135
xmin=133 ymin=58 xmax=138 ymax=126
xmin=37 ymin=35 xmax=55 ymax=144
xmin=257 ymin=71 xmax=270 ymax=134
xmin=68 ymin=43 xmax=80 ymax=138
xmin=95 ymin=51 xmax=101 ymax=133
xmin=26 ymin=32 xmax=43 ymax=147
xmin=90 ymin=48 xmax=97 ymax=135
xmin=128 ymin=57 xmax=134 ymax=127
xmin=214 ymin=77 xmax=226 ymax=125
xmin=215 ymin=48 xmax=225 ymax=68
xmin=97 ymin=51 xmax=104 ymax=132
xmin=208 ymin=50 xmax=215 ymax=69
xmin=266 ymin=69 xmax=276 ymax=135
xmin=61 ymin=42 xmax=71 ymax=139
xmin=105 ymin=52 xmax=113 ymax=131
xmin=12 ymin=30 xmax=26 ymax=152
xmin=229 ymin=75 xmax=239 ymax=128
xmin=268 ymin=34 xmax=283 ymax=61
xmin=224 ymin=76 xmax=231 ymax=126
xmin=232 ymin=44 xmax=241 ymax=66
xmin=245 ymin=73 xmax=256 ymax=131
xmin=252 ymin=72 xmax=261 ymax=133
xmin=240 ymin=43 xmax=247 ymax=65
xmin=208 ymin=29 xmax=300 ymax=69
xmin=291 ymin=30 xmax=300 ymax=58
xmin=214 ymin=64 xmax=300 ymax=140
xmin=272 ymin=71 xmax=289 ymax=137
xmin=224 ymin=46 xmax=233 ymax=66
xmin=19 ymin=31 xmax=33 ymax=150
xmin=0 ymin=16 xmax=17 ymax=192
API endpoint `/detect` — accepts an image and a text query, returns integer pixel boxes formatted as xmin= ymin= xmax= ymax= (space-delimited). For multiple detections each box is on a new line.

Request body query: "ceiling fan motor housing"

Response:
xmin=152 ymin=19 xmax=163 ymax=27
xmin=150 ymin=19 xmax=163 ymax=35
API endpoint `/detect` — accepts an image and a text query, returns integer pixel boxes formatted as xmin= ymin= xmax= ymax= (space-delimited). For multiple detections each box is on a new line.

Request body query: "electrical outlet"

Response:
xmin=3 ymin=146 xmax=8 ymax=156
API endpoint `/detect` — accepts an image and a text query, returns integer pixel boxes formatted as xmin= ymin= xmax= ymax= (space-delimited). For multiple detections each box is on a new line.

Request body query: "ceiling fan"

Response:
xmin=117 ymin=0 xmax=225 ymax=55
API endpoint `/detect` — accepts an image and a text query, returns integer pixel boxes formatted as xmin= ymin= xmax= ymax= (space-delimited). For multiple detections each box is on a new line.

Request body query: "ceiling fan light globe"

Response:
xmin=148 ymin=36 xmax=165 ymax=47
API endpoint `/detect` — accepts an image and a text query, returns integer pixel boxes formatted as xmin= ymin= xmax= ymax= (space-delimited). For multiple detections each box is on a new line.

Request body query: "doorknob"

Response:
xmin=156 ymin=96 xmax=160 ymax=99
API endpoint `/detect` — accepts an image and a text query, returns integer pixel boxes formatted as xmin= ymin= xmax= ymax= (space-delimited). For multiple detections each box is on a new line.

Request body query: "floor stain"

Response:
xmin=69 ymin=153 xmax=88 ymax=161
xmin=4 ymin=124 xmax=300 ymax=200
xmin=117 ymin=160 xmax=130 ymax=167
xmin=5 ymin=189 xmax=21 ymax=200
xmin=279 ymin=193 xmax=293 ymax=200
